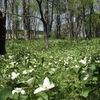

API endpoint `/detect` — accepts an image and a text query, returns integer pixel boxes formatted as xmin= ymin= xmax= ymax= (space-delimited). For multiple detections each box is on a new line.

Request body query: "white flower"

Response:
xmin=29 ymin=68 xmax=34 ymax=73
xmin=49 ymin=68 xmax=56 ymax=74
xmin=6 ymin=65 xmax=9 ymax=68
xmin=79 ymin=57 xmax=87 ymax=65
xmin=64 ymin=60 xmax=68 ymax=65
xmin=12 ymin=87 xmax=25 ymax=95
xmin=33 ymin=59 xmax=36 ymax=61
xmin=66 ymin=68 xmax=69 ymax=70
xmin=50 ymin=56 xmax=53 ymax=58
xmin=27 ymin=77 xmax=34 ymax=84
xmin=54 ymin=61 xmax=57 ymax=64
xmin=48 ymin=63 xmax=52 ymax=65
xmin=96 ymin=60 xmax=100 ymax=63
xmin=83 ymin=74 xmax=90 ymax=80
xmin=75 ymin=65 xmax=79 ymax=68
xmin=34 ymin=77 xmax=55 ymax=94
xmin=11 ymin=72 xmax=19 ymax=80
xmin=34 ymin=65 xmax=37 ymax=67
xmin=10 ymin=62 xmax=16 ymax=66
xmin=9 ymin=55 xmax=14 ymax=59
xmin=82 ymin=70 xmax=85 ymax=73
xmin=59 ymin=59 xmax=62 ymax=62
xmin=22 ymin=70 xmax=28 ymax=74
xmin=51 ymin=68 xmax=56 ymax=71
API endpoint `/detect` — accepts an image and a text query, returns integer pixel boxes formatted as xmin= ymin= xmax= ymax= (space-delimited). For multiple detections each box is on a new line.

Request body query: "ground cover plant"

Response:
xmin=0 ymin=38 xmax=100 ymax=100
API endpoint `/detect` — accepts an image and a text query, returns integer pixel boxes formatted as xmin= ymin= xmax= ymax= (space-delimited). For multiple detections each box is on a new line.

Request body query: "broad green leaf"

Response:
xmin=0 ymin=89 xmax=12 ymax=100
xmin=39 ymin=92 xmax=48 ymax=100
xmin=81 ymin=87 xmax=94 ymax=97
xmin=20 ymin=95 xmax=28 ymax=100
xmin=89 ymin=64 xmax=96 ymax=71
xmin=37 ymin=97 xmax=44 ymax=100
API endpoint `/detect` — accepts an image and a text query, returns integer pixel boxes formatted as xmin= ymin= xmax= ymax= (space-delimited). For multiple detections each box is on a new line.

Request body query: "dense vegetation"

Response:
xmin=0 ymin=1 xmax=100 ymax=99
xmin=0 ymin=38 xmax=100 ymax=100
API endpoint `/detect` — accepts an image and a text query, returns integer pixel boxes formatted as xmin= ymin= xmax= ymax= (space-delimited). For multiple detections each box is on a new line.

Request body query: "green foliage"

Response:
xmin=0 ymin=38 xmax=100 ymax=100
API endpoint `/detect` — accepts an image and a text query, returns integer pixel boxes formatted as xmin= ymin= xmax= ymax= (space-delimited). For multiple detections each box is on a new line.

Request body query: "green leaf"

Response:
xmin=89 ymin=63 xmax=96 ymax=71
xmin=0 ymin=89 xmax=12 ymax=100
xmin=39 ymin=92 xmax=48 ymax=100
xmin=20 ymin=95 xmax=28 ymax=100
xmin=81 ymin=87 xmax=94 ymax=97
xmin=37 ymin=97 xmax=44 ymax=100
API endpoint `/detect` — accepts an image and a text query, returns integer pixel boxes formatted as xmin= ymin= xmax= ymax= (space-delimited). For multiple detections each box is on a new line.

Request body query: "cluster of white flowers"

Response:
xmin=12 ymin=77 xmax=55 ymax=95
xmin=22 ymin=68 xmax=34 ymax=74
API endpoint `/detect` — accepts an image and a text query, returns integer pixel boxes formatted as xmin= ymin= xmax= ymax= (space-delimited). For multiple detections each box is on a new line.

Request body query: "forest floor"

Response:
xmin=0 ymin=38 xmax=100 ymax=100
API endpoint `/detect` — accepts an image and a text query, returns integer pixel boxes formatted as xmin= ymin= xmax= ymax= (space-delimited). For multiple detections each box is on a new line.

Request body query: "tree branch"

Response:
xmin=2 ymin=11 xmax=41 ymax=20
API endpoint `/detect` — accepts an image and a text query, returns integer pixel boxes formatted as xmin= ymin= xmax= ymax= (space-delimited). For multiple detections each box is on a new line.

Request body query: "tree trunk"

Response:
xmin=44 ymin=0 xmax=49 ymax=48
xmin=15 ymin=4 xmax=19 ymax=39
xmin=11 ymin=0 xmax=15 ymax=39
xmin=44 ymin=24 xmax=49 ymax=49
xmin=23 ymin=0 xmax=30 ymax=40
xmin=83 ymin=6 xmax=88 ymax=39
xmin=36 ymin=0 xmax=49 ymax=49
xmin=66 ymin=0 xmax=71 ymax=41
xmin=48 ymin=0 xmax=54 ymax=37
xmin=56 ymin=14 xmax=61 ymax=39
xmin=89 ymin=3 xmax=93 ymax=38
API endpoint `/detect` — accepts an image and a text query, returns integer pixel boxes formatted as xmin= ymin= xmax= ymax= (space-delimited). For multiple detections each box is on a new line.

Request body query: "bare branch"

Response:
xmin=2 ymin=11 xmax=41 ymax=20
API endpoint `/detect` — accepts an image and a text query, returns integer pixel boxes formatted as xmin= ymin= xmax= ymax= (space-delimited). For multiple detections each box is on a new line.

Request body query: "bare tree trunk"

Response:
xmin=48 ymin=0 xmax=54 ymax=37
xmin=56 ymin=14 xmax=61 ymax=39
xmin=89 ymin=3 xmax=93 ymax=38
xmin=36 ymin=0 xmax=49 ymax=49
xmin=15 ymin=4 xmax=19 ymax=39
xmin=23 ymin=0 xmax=27 ymax=40
xmin=83 ymin=5 xmax=88 ymax=39
xmin=11 ymin=0 xmax=15 ymax=39
xmin=74 ymin=0 xmax=80 ymax=42
xmin=27 ymin=0 xmax=30 ymax=39
xmin=44 ymin=0 xmax=49 ymax=49
xmin=22 ymin=0 xmax=30 ymax=40
xmin=66 ymin=0 xmax=71 ymax=41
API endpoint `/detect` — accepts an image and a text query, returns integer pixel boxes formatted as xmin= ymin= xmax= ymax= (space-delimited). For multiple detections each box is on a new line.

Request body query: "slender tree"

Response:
xmin=22 ymin=0 xmax=30 ymax=40
xmin=36 ymin=0 xmax=49 ymax=49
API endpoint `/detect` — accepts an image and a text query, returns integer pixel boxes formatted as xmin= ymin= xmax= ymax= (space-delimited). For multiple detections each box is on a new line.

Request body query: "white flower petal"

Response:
xmin=21 ymin=90 xmax=25 ymax=94
xmin=11 ymin=72 xmax=16 ymax=76
xmin=12 ymin=90 xmax=16 ymax=95
xmin=22 ymin=70 xmax=27 ymax=74
xmin=43 ymin=77 xmax=51 ymax=88
xmin=48 ymin=83 xmax=55 ymax=89
xmin=83 ymin=74 xmax=89 ymax=80
xmin=27 ymin=78 xmax=34 ymax=84
xmin=34 ymin=87 xmax=44 ymax=94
